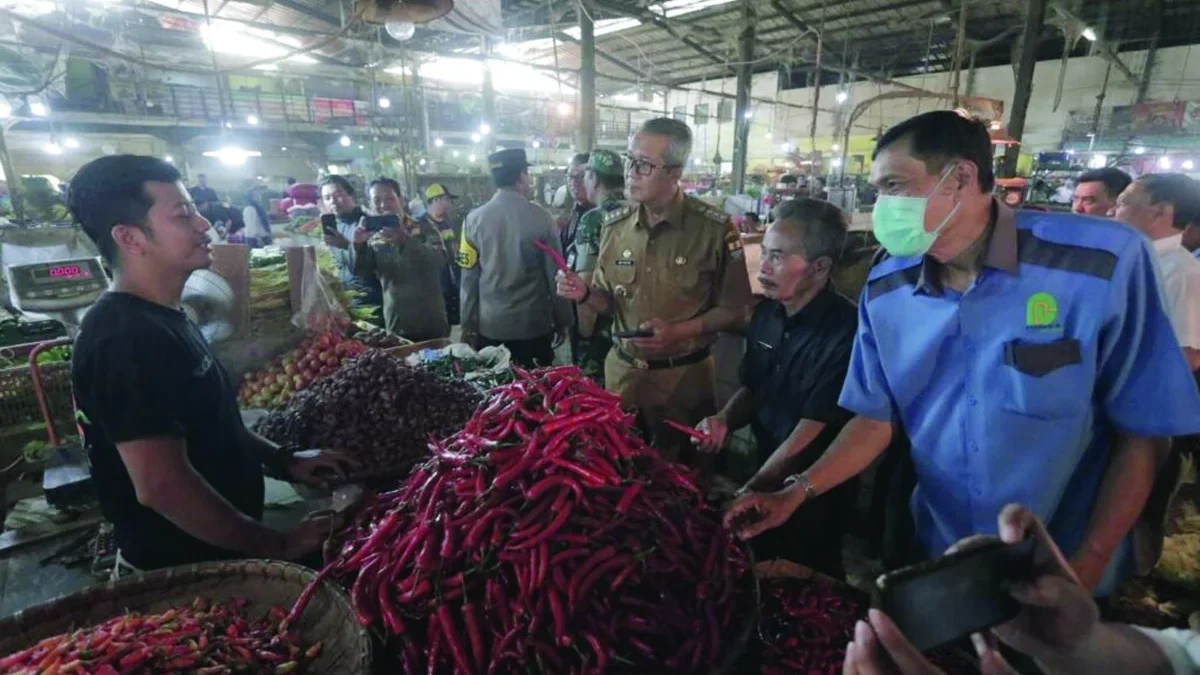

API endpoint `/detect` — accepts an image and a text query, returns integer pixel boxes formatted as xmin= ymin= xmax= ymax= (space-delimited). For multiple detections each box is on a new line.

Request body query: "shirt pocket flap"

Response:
xmin=1004 ymin=338 xmax=1082 ymax=377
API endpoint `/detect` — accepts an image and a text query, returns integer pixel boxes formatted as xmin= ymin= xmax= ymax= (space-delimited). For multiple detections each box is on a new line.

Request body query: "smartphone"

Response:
xmin=873 ymin=537 xmax=1036 ymax=651
xmin=614 ymin=329 xmax=654 ymax=339
xmin=320 ymin=213 xmax=339 ymax=237
xmin=363 ymin=214 xmax=401 ymax=231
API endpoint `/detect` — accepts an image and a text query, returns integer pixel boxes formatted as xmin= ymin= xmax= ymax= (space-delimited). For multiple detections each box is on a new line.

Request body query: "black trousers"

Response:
xmin=483 ymin=333 xmax=555 ymax=369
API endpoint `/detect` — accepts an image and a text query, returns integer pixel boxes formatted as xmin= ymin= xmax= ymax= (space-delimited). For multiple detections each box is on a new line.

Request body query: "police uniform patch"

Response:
xmin=724 ymin=224 xmax=744 ymax=259
xmin=457 ymin=237 xmax=479 ymax=269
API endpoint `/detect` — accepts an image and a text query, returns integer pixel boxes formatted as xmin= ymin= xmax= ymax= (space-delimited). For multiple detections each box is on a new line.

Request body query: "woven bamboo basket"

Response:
xmin=0 ymin=560 xmax=371 ymax=674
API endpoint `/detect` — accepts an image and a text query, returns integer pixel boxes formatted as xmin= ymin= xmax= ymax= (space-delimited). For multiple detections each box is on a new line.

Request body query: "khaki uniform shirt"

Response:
xmin=351 ymin=220 xmax=450 ymax=341
xmin=594 ymin=191 xmax=752 ymax=359
xmin=458 ymin=188 xmax=572 ymax=341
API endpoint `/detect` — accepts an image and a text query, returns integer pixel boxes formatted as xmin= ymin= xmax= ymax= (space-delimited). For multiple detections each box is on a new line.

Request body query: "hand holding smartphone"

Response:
xmin=613 ymin=328 xmax=654 ymax=339
xmin=873 ymin=537 xmax=1037 ymax=651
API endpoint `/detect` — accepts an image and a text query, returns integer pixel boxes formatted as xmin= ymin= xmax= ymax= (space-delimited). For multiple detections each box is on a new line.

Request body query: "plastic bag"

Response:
xmin=405 ymin=343 xmax=512 ymax=383
xmin=290 ymin=247 xmax=349 ymax=333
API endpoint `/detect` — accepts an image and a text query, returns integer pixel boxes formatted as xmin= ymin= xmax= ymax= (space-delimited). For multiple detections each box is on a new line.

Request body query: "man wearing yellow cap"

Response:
xmin=421 ymin=182 xmax=461 ymax=326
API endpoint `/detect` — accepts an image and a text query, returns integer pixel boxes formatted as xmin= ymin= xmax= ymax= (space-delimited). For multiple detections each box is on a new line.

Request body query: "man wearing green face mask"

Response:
xmin=724 ymin=110 xmax=1200 ymax=599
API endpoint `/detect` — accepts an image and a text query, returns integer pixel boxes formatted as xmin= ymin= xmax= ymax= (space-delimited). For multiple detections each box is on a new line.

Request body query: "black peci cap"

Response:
xmin=488 ymin=148 xmax=531 ymax=172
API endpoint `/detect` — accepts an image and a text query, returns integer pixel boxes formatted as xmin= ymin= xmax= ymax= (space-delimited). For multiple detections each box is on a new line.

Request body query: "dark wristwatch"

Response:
xmin=263 ymin=444 xmax=299 ymax=480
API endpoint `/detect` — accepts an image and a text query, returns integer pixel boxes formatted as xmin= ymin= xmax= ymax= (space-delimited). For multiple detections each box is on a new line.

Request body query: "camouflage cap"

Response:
xmin=588 ymin=149 xmax=623 ymax=177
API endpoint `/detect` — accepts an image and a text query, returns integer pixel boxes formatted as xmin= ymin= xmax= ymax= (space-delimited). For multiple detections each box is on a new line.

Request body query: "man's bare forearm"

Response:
xmin=789 ymin=415 xmax=893 ymax=500
xmin=144 ymin=468 xmax=285 ymax=558
xmin=1076 ymin=433 xmax=1167 ymax=575
xmin=747 ymin=419 xmax=827 ymax=492
xmin=718 ymin=387 xmax=755 ymax=431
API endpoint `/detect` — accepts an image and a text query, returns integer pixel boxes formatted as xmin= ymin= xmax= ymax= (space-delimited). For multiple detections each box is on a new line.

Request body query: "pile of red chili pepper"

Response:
xmin=756 ymin=578 xmax=974 ymax=675
xmin=290 ymin=365 xmax=751 ymax=674
xmin=0 ymin=596 xmax=321 ymax=675
xmin=756 ymin=577 xmax=864 ymax=674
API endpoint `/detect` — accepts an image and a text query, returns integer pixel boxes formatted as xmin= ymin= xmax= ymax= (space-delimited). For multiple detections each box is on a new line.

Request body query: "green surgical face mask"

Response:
xmin=872 ymin=165 xmax=960 ymax=257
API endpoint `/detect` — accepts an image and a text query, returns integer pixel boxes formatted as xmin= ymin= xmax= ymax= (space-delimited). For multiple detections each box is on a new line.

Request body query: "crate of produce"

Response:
xmin=0 ymin=560 xmax=372 ymax=674
xmin=0 ymin=344 xmax=74 ymax=434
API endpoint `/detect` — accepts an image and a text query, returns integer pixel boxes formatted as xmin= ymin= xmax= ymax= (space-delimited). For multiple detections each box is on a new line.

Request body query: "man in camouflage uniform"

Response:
xmin=556 ymin=118 xmax=752 ymax=469
xmin=567 ymin=150 xmax=624 ymax=383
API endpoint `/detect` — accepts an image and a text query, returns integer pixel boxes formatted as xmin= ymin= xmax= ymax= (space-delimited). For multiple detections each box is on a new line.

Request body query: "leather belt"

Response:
xmin=615 ymin=346 xmax=710 ymax=371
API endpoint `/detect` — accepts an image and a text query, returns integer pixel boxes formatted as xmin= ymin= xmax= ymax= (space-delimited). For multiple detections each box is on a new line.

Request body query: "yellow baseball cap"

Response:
xmin=425 ymin=183 xmax=458 ymax=200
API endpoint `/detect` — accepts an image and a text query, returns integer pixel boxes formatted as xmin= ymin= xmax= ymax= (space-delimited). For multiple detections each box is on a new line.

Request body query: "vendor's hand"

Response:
xmin=722 ymin=488 xmax=802 ymax=540
xmin=324 ymin=230 xmax=350 ymax=249
xmin=628 ymin=318 xmax=689 ymax=352
xmin=556 ymin=270 xmax=588 ymax=302
xmin=287 ymin=449 xmax=357 ymax=488
xmin=279 ymin=510 xmax=345 ymax=561
xmin=695 ymin=415 xmax=728 ymax=453
xmin=843 ymin=609 xmax=1016 ymax=675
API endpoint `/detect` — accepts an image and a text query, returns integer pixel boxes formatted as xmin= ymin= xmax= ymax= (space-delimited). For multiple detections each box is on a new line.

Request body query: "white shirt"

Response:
xmin=1152 ymin=233 xmax=1200 ymax=349
xmin=242 ymin=206 xmax=271 ymax=239
xmin=1134 ymin=627 xmax=1200 ymax=674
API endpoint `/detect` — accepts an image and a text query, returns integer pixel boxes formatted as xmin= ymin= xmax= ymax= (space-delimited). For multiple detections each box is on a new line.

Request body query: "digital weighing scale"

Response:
xmin=5 ymin=257 xmax=109 ymax=337
xmin=5 ymin=257 xmax=110 ymax=508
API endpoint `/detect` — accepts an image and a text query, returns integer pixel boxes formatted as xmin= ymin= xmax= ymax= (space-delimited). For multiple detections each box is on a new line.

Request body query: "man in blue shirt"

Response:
xmin=725 ymin=111 xmax=1200 ymax=595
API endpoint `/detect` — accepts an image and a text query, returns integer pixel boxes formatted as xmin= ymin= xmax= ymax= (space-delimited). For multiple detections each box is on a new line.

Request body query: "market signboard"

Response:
xmin=1110 ymin=101 xmax=1184 ymax=134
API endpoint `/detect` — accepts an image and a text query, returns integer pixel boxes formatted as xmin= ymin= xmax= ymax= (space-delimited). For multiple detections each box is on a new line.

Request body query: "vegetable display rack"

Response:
xmin=0 ymin=338 xmax=75 ymax=444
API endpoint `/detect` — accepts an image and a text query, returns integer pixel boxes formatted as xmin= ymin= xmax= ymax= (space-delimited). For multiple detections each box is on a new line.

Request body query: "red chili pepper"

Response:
xmin=532 ymin=238 xmax=570 ymax=272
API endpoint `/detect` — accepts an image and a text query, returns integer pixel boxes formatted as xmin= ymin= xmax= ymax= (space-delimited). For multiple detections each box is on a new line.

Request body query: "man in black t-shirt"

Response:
xmin=69 ymin=155 xmax=353 ymax=572
xmin=695 ymin=199 xmax=858 ymax=577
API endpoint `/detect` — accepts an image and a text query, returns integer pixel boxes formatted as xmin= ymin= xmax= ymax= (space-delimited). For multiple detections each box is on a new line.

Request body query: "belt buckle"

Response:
xmin=632 ymin=357 xmax=649 ymax=370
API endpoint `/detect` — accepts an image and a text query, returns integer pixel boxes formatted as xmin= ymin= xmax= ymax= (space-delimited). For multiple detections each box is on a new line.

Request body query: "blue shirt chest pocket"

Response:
xmin=1000 ymin=337 xmax=1091 ymax=419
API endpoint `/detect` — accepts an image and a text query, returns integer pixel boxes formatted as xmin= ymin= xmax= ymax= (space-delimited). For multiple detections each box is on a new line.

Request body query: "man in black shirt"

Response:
xmin=696 ymin=198 xmax=858 ymax=576
xmin=69 ymin=155 xmax=352 ymax=573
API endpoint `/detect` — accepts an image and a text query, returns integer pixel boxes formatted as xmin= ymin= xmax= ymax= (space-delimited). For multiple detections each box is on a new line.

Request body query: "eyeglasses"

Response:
xmin=623 ymin=154 xmax=679 ymax=177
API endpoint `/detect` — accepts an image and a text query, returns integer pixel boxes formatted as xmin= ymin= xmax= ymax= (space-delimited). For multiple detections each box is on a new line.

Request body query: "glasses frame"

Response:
xmin=622 ymin=153 xmax=681 ymax=177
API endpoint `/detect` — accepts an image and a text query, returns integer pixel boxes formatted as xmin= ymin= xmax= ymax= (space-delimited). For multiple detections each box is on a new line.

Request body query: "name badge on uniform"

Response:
xmin=615 ymin=259 xmax=635 ymax=267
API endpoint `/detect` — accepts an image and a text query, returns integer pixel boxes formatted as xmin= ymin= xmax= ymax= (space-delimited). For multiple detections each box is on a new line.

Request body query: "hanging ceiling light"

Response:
xmin=480 ymin=123 xmax=491 ymax=135
xmin=385 ymin=20 xmax=416 ymax=41
xmin=434 ymin=138 xmax=445 ymax=147
xmin=468 ymin=154 xmax=477 ymax=163
xmin=378 ymin=97 xmax=391 ymax=109
xmin=339 ymin=135 xmax=351 ymax=147
xmin=1183 ymin=159 xmax=1195 ymax=171
xmin=247 ymin=114 xmax=259 ymax=125
xmin=1133 ymin=146 xmax=1145 ymax=155
xmin=1159 ymin=156 xmax=1172 ymax=170
xmin=203 ymin=146 xmax=262 ymax=166
xmin=471 ymin=133 xmax=482 ymax=142
xmin=63 ymin=137 xmax=80 ymax=149
xmin=165 ymin=155 xmax=174 ymax=163
xmin=1081 ymin=27 xmax=1097 ymax=41
xmin=43 ymin=141 xmax=63 ymax=155
xmin=557 ymin=102 xmax=572 ymax=116
xmin=835 ymin=91 xmax=848 ymax=104
xmin=532 ymin=140 xmax=541 ymax=148
xmin=29 ymin=100 xmax=48 ymax=116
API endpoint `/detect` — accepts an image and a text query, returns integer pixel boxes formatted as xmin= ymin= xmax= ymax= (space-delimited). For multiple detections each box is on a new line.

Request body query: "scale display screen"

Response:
xmin=32 ymin=264 xmax=94 ymax=283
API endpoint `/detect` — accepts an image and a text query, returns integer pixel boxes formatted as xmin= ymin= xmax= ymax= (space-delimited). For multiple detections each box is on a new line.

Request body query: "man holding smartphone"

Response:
xmin=725 ymin=111 xmax=1200 ymax=596
xmin=555 ymin=118 xmax=752 ymax=468
xmin=348 ymin=178 xmax=450 ymax=341
xmin=319 ymin=175 xmax=382 ymax=321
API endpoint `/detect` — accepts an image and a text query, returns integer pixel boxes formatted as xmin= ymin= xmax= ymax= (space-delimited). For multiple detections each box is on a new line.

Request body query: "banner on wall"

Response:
xmin=1182 ymin=102 xmax=1200 ymax=132
xmin=1110 ymin=102 xmax=1184 ymax=133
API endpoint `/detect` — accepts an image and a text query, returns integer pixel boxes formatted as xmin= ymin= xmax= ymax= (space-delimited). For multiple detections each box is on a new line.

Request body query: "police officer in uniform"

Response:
xmin=556 ymin=118 xmax=752 ymax=467
xmin=567 ymin=149 xmax=625 ymax=383
xmin=459 ymin=148 xmax=571 ymax=367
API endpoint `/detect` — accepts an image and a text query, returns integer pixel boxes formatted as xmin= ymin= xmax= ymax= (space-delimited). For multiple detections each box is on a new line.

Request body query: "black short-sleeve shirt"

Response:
xmin=72 ymin=292 xmax=264 ymax=569
xmin=741 ymin=285 xmax=858 ymax=466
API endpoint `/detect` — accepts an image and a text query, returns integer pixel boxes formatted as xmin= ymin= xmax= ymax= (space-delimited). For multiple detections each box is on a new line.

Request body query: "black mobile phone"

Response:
xmin=321 ymin=213 xmax=339 ymax=237
xmin=613 ymin=329 xmax=654 ymax=339
xmin=873 ymin=537 xmax=1036 ymax=651
xmin=363 ymin=214 xmax=401 ymax=231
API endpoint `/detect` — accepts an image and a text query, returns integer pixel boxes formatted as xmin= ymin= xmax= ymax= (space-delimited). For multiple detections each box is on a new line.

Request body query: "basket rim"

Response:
xmin=0 ymin=559 xmax=371 ymax=671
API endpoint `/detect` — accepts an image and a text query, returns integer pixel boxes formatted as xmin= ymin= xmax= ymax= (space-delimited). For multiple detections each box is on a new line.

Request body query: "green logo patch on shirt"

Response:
xmin=1025 ymin=292 xmax=1059 ymax=329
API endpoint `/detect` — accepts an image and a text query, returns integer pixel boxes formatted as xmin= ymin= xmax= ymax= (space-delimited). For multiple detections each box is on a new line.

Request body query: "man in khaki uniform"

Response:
xmin=557 ymin=118 xmax=752 ymax=465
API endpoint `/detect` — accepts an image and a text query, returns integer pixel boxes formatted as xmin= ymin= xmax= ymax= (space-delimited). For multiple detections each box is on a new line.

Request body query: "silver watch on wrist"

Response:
xmin=783 ymin=471 xmax=817 ymax=500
